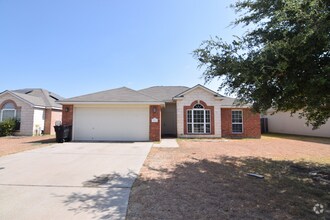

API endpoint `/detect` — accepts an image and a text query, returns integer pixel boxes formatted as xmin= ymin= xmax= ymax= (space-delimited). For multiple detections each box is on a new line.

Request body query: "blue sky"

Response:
xmin=0 ymin=0 xmax=243 ymax=98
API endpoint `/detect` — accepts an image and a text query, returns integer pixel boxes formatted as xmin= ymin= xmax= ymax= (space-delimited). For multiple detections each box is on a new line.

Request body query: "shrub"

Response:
xmin=0 ymin=118 xmax=17 ymax=136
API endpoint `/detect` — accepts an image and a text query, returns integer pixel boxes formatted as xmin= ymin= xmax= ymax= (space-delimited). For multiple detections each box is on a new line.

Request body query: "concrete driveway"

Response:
xmin=0 ymin=142 xmax=152 ymax=220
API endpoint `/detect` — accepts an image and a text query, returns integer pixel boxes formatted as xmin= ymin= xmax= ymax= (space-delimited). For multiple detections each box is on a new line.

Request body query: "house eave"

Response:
xmin=220 ymin=105 xmax=251 ymax=108
xmin=33 ymin=106 xmax=46 ymax=109
xmin=51 ymin=107 xmax=63 ymax=110
xmin=173 ymin=95 xmax=223 ymax=101
xmin=57 ymin=101 xmax=165 ymax=105
xmin=44 ymin=106 xmax=62 ymax=110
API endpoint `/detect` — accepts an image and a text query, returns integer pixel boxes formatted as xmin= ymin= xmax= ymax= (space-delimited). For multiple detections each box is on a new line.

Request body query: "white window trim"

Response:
xmin=0 ymin=109 xmax=16 ymax=122
xmin=187 ymin=109 xmax=211 ymax=134
xmin=232 ymin=110 xmax=243 ymax=134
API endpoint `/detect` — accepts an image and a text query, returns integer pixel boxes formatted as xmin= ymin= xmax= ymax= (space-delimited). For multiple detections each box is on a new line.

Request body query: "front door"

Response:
xmin=161 ymin=102 xmax=177 ymax=137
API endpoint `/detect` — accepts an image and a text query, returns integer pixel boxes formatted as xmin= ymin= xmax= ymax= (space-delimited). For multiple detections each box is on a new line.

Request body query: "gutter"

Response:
xmin=57 ymin=101 xmax=165 ymax=105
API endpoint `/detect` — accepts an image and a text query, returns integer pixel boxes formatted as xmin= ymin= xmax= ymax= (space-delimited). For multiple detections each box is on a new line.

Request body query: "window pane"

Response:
xmin=193 ymin=110 xmax=204 ymax=123
xmin=194 ymin=124 xmax=204 ymax=133
xmin=187 ymin=108 xmax=211 ymax=134
xmin=188 ymin=124 xmax=192 ymax=133
xmin=187 ymin=110 xmax=192 ymax=123
xmin=193 ymin=104 xmax=204 ymax=109
xmin=205 ymin=110 xmax=210 ymax=123
xmin=206 ymin=124 xmax=210 ymax=133
xmin=3 ymin=103 xmax=15 ymax=109
xmin=232 ymin=111 xmax=242 ymax=123
xmin=2 ymin=110 xmax=15 ymax=121
xmin=232 ymin=124 xmax=243 ymax=133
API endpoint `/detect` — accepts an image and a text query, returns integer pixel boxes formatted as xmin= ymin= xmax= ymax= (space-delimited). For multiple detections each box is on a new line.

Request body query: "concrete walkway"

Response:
xmin=0 ymin=142 xmax=152 ymax=220
xmin=153 ymin=138 xmax=179 ymax=148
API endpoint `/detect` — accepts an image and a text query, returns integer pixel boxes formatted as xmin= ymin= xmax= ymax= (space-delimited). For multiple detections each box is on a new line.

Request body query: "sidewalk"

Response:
xmin=153 ymin=138 xmax=179 ymax=148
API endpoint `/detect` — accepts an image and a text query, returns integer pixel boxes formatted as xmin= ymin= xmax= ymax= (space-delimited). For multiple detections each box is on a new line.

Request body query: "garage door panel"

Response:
xmin=73 ymin=106 xmax=149 ymax=141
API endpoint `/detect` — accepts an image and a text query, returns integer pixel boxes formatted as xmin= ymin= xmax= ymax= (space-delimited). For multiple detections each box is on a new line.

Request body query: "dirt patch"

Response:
xmin=127 ymin=135 xmax=330 ymax=219
xmin=0 ymin=135 xmax=56 ymax=157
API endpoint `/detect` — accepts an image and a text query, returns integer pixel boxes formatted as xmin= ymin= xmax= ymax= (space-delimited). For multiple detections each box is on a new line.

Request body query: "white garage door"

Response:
xmin=73 ymin=105 xmax=149 ymax=141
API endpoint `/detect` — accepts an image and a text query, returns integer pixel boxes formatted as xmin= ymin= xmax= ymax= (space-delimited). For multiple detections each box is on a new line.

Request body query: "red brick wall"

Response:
xmin=149 ymin=105 xmax=161 ymax=141
xmin=44 ymin=109 xmax=62 ymax=135
xmin=221 ymin=108 xmax=261 ymax=138
xmin=44 ymin=109 xmax=52 ymax=134
xmin=62 ymin=105 xmax=73 ymax=126
xmin=50 ymin=110 xmax=62 ymax=134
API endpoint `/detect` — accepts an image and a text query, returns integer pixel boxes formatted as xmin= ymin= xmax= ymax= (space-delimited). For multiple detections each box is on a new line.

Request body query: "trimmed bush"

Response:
xmin=0 ymin=118 xmax=17 ymax=136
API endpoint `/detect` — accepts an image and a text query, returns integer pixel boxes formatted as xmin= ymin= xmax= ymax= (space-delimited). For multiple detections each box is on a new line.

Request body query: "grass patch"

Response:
xmin=263 ymin=133 xmax=330 ymax=144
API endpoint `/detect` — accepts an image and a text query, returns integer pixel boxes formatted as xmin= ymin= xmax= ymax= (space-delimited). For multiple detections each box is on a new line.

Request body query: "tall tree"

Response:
xmin=194 ymin=0 xmax=330 ymax=128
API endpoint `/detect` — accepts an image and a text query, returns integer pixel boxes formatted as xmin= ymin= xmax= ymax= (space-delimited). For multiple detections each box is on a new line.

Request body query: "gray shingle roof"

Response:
xmin=220 ymin=97 xmax=237 ymax=106
xmin=10 ymin=91 xmax=45 ymax=107
xmin=139 ymin=86 xmax=189 ymax=102
xmin=12 ymin=88 xmax=63 ymax=109
xmin=59 ymin=87 xmax=162 ymax=103
xmin=57 ymin=85 xmax=247 ymax=107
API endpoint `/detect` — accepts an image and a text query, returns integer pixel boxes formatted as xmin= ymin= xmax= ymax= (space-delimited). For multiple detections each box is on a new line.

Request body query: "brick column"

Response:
xmin=43 ymin=109 xmax=52 ymax=134
xmin=149 ymin=105 xmax=161 ymax=141
xmin=62 ymin=105 xmax=73 ymax=126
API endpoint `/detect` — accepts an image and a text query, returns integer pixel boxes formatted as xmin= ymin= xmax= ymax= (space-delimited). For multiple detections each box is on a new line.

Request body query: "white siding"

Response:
xmin=266 ymin=111 xmax=330 ymax=138
xmin=33 ymin=109 xmax=45 ymax=136
xmin=176 ymin=87 xmax=222 ymax=138
xmin=0 ymin=93 xmax=34 ymax=136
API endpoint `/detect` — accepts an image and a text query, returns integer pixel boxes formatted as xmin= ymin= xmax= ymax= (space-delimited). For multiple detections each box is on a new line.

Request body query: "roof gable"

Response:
xmin=0 ymin=91 xmax=32 ymax=107
xmin=59 ymin=87 xmax=163 ymax=104
xmin=171 ymin=84 xmax=244 ymax=107
xmin=173 ymin=84 xmax=223 ymax=99
xmin=11 ymin=88 xmax=63 ymax=109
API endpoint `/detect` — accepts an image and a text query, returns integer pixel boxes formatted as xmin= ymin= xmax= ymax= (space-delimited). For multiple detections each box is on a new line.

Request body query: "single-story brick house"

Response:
xmin=59 ymin=85 xmax=260 ymax=141
xmin=0 ymin=89 xmax=63 ymax=135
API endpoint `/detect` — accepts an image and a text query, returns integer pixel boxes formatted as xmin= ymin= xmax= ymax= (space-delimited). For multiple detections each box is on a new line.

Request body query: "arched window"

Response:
xmin=187 ymin=103 xmax=211 ymax=134
xmin=193 ymin=104 xmax=204 ymax=109
xmin=1 ymin=102 xmax=17 ymax=121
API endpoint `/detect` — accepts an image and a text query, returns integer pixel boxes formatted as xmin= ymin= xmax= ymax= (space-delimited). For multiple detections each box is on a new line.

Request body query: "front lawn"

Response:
xmin=0 ymin=135 xmax=56 ymax=157
xmin=127 ymin=135 xmax=330 ymax=219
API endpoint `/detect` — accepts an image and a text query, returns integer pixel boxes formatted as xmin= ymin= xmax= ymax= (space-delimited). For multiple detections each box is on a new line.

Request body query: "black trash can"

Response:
xmin=260 ymin=118 xmax=268 ymax=134
xmin=54 ymin=125 xmax=72 ymax=143
xmin=62 ymin=125 xmax=72 ymax=142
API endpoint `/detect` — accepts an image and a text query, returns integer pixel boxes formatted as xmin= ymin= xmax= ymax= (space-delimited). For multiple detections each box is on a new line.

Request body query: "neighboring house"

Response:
xmin=264 ymin=110 xmax=330 ymax=138
xmin=59 ymin=84 xmax=260 ymax=141
xmin=0 ymin=89 xmax=63 ymax=136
